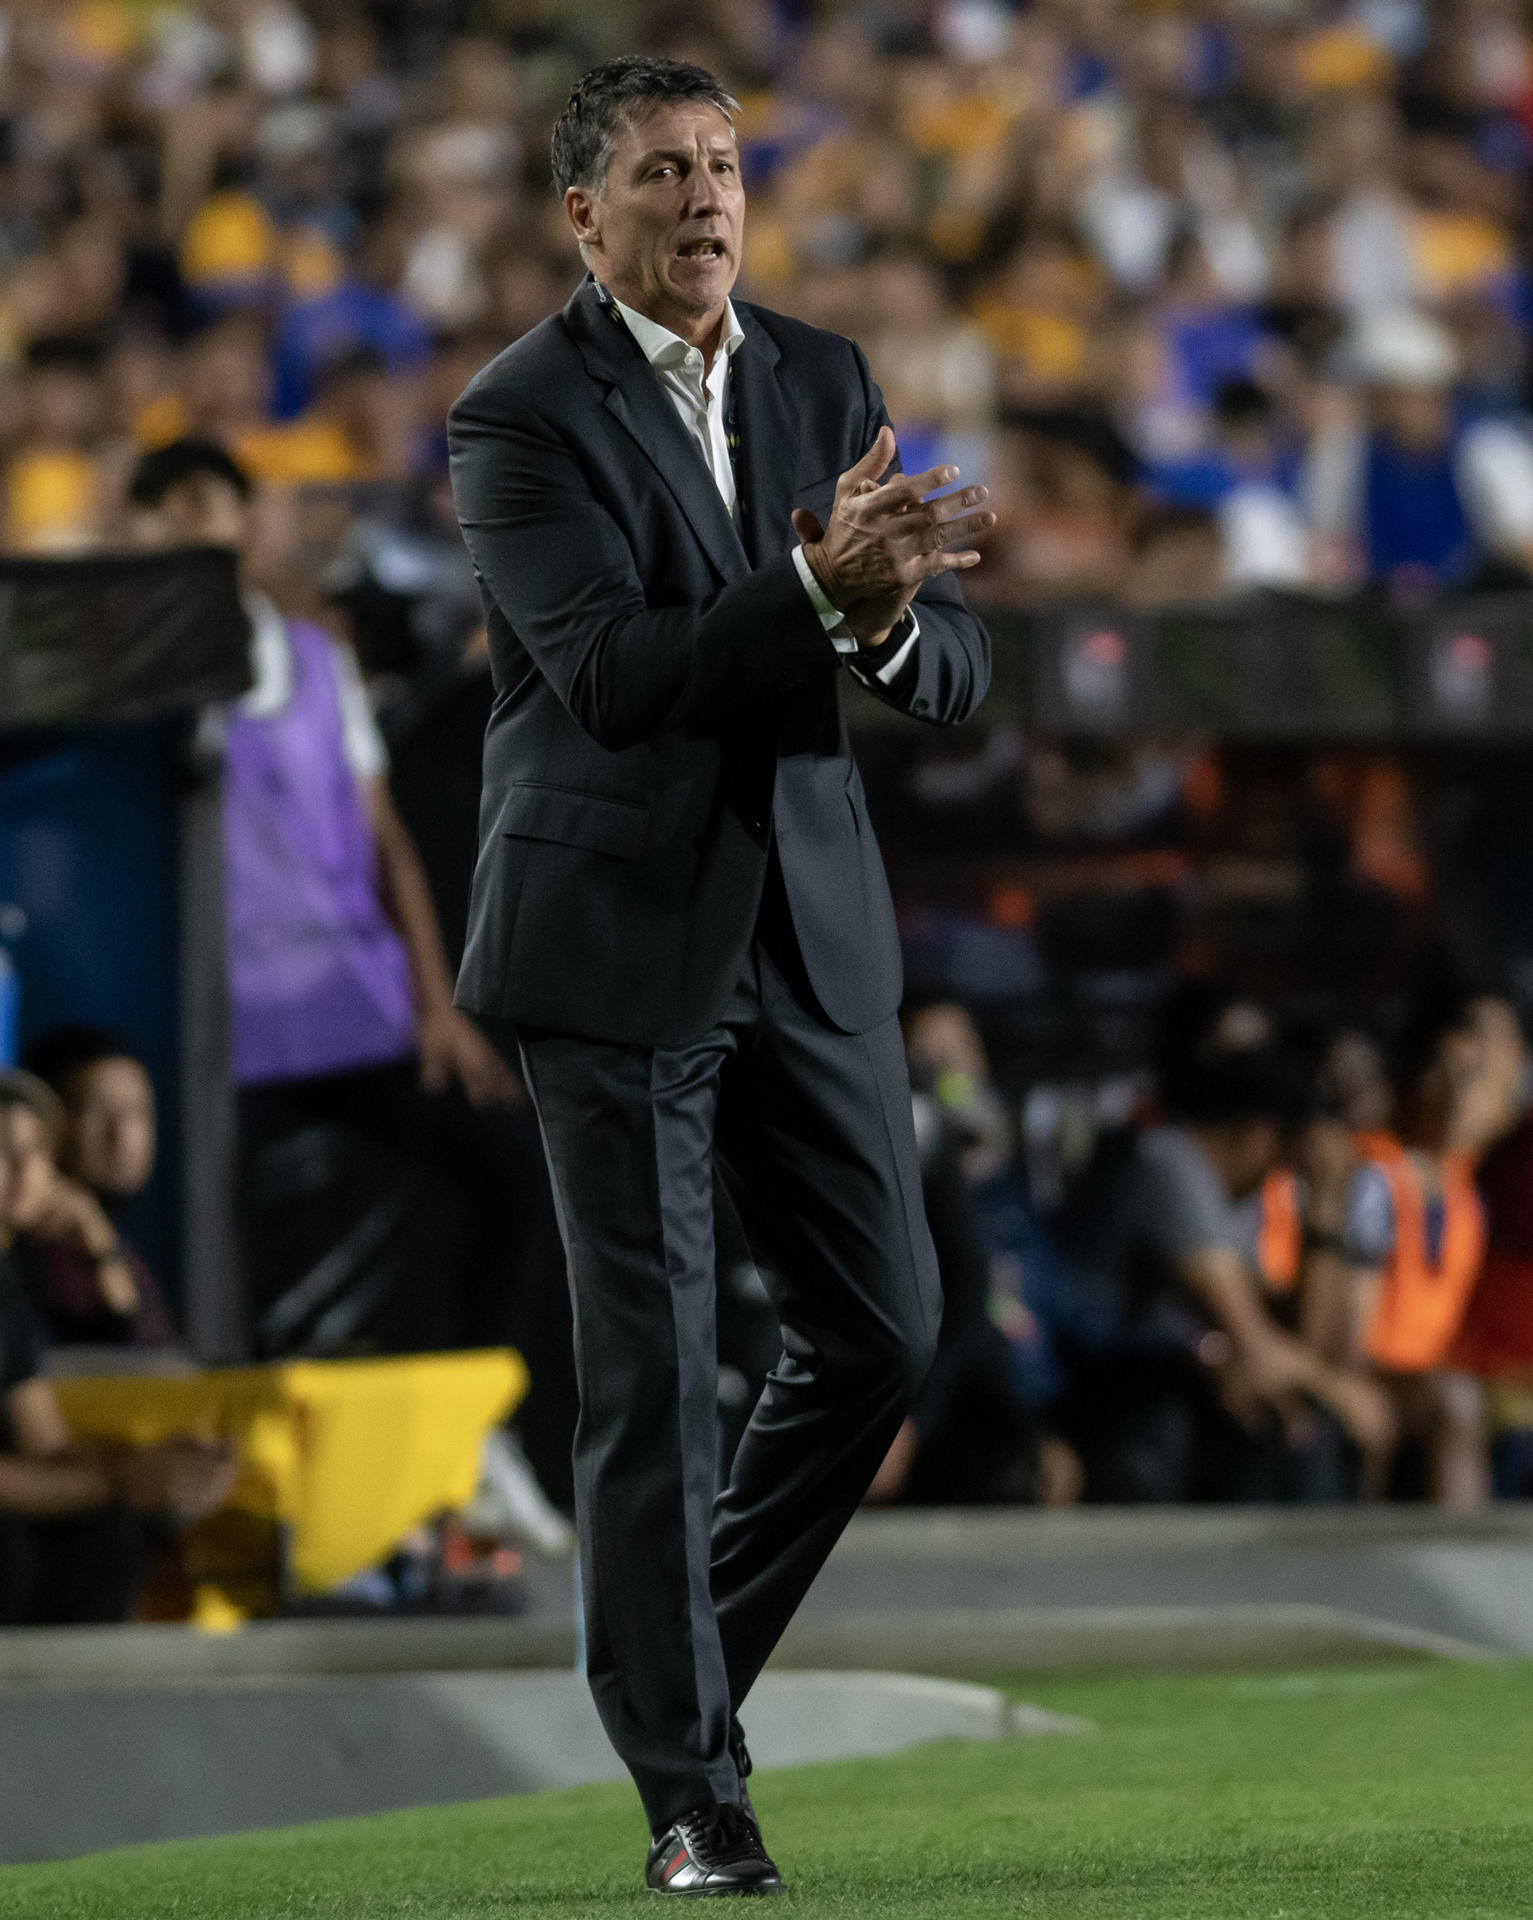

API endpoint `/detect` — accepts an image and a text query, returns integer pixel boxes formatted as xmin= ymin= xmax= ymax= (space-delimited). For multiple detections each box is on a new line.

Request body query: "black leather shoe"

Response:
xmin=645 ymin=1801 xmax=784 ymax=1897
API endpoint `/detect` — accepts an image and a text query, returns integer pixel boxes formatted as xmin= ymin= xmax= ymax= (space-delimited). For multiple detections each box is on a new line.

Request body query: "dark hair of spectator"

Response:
xmin=1215 ymin=378 xmax=1277 ymax=430
xmin=316 ymin=344 xmax=389 ymax=389
xmin=1004 ymin=407 xmax=1138 ymax=489
xmin=24 ymin=1024 xmax=137 ymax=1094
xmin=1162 ymin=1046 xmax=1308 ymax=1131
xmin=1129 ymin=501 xmax=1221 ymax=555
xmin=127 ymin=437 xmax=253 ymax=508
xmin=1393 ymin=986 xmax=1481 ymax=1093
xmin=24 ymin=336 xmax=106 ymax=376
xmin=550 ymin=57 xmax=739 ymax=196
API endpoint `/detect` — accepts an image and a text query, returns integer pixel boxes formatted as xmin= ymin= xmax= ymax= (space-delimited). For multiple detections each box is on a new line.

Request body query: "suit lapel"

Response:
xmin=731 ymin=306 xmax=802 ymax=570
xmin=564 ymin=278 xmax=748 ymax=586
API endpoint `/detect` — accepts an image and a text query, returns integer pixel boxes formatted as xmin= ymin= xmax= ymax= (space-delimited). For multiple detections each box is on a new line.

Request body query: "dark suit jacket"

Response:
xmin=447 ymin=276 xmax=990 ymax=1048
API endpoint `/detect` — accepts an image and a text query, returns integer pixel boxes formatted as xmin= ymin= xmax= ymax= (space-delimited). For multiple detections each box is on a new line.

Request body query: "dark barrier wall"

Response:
xmin=866 ymin=592 xmax=1533 ymax=738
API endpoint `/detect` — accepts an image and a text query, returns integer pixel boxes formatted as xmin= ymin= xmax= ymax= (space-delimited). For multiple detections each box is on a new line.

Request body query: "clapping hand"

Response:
xmin=790 ymin=425 xmax=995 ymax=648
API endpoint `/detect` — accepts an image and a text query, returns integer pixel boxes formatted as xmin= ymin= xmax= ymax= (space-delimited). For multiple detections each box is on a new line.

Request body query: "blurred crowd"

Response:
xmin=876 ymin=978 xmax=1533 ymax=1510
xmin=4 ymin=0 xmax=1533 ymax=598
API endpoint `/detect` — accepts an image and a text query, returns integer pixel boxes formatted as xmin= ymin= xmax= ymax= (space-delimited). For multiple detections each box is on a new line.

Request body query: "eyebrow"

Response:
xmin=632 ymin=141 xmax=738 ymax=171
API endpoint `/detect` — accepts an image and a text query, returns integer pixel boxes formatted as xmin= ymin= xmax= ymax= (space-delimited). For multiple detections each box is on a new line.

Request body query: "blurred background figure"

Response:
xmin=14 ymin=1032 xmax=177 ymax=1353
xmin=0 ymin=1074 xmax=235 ymax=1625
xmin=125 ymin=436 xmax=575 ymax=1514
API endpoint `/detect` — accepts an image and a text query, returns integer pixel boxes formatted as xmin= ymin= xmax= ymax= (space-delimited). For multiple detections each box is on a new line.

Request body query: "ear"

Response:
xmin=564 ymin=184 xmax=598 ymax=250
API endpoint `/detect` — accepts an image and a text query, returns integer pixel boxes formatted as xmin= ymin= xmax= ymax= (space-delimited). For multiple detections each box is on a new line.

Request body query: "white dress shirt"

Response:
xmin=612 ymin=295 xmax=919 ymax=687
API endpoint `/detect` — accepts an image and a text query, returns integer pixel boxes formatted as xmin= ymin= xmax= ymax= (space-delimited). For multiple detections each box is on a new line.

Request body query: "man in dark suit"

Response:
xmin=448 ymin=56 xmax=992 ymax=1896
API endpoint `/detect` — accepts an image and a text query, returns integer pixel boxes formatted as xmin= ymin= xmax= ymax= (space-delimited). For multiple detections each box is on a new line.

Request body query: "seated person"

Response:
xmin=875 ymin=1076 xmax=1042 ymax=1506
xmin=0 ymin=1091 xmax=234 ymax=1624
xmin=17 ymin=1032 xmax=176 ymax=1349
xmin=1309 ymin=995 xmax=1503 ymax=1505
xmin=1052 ymin=1045 xmax=1390 ymax=1503
xmin=901 ymin=999 xmax=1094 ymax=1505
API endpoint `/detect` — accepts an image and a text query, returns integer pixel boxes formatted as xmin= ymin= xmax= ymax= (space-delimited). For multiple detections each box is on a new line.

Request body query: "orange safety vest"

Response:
xmin=1354 ymin=1132 xmax=1485 ymax=1374
xmin=1257 ymin=1169 xmax=1302 ymax=1295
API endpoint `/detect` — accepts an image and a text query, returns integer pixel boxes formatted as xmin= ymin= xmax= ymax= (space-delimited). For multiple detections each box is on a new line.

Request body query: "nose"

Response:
xmin=686 ymin=164 xmax=725 ymax=217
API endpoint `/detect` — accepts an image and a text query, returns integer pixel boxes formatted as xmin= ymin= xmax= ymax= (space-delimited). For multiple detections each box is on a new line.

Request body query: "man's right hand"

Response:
xmin=791 ymin=426 xmax=995 ymax=647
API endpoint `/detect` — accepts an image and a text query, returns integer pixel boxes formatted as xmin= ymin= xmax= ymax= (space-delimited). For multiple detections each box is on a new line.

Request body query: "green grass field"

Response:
xmin=3 ymin=1659 xmax=1530 ymax=1918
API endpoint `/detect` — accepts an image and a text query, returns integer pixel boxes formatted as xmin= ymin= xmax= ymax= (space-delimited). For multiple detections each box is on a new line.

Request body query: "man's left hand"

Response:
xmin=420 ymin=1006 xmax=521 ymax=1105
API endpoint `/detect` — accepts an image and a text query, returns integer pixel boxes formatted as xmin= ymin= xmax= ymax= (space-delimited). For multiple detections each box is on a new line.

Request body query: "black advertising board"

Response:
xmin=855 ymin=591 xmax=1533 ymax=739
xmin=0 ymin=546 xmax=250 ymax=729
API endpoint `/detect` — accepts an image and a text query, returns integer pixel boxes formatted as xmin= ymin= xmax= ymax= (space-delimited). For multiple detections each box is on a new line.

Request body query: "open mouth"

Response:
xmin=677 ymin=239 xmax=726 ymax=260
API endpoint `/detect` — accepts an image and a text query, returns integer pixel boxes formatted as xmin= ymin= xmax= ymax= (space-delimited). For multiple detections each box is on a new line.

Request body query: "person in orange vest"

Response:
xmin=1310 ymin=998 xmax=1502 ymax=1504
xmin=1251 ymin=1025 xmax=1392 ymax=1362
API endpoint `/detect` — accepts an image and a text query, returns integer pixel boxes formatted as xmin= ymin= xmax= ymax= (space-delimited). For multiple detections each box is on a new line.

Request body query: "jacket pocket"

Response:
xmin=502 ymin=782 xmax=650 ymax=859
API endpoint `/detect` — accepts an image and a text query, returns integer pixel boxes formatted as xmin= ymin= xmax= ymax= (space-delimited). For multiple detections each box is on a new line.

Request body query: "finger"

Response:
xmin=874 ymin=462 xmax=959 ymax=507
xmin=790 ymin=507 xmax=824 ymax=542
xmin=909 ymin=547 xmax=984 ymax=576
xmin=837 ymin=424 xmax=896 ymax=493
xmin=876 ymin=487 xmax=989 ymax=537
xmin=897 ymin=507 xmax=996 ymax=553
xmin=941 ymin=510 xmax=998 ymax=550
xmin=420 ymin=1050 xmax=449 ymax=1094
xmin=923 ymin=486 xmax=991 ymax=527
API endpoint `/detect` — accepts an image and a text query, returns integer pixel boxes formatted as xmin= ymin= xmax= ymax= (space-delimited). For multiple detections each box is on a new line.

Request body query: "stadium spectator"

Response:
xmin=0 ymin=1076 xmax=234 ymax=1624
xmin=1303 ymin=307 xmax=1533 ymax=591
xmin=971 ymin=408 xmax=1135 ymax=602
xmin=1052 ymin=1043 xmax=1391 ymax=1502
xmin=902 ymin=1001 xmax=1092 ymax=1506
xmin=13 ymin=1032 xmax=175 ymax=1351
xmin=1322 ymin=996 xmax=1503 ymax=1504
xmin=868 ymin=1017 xmax=1043 ymax=1508
xmin=1209 ymin=379 xmax=1311 ymax=587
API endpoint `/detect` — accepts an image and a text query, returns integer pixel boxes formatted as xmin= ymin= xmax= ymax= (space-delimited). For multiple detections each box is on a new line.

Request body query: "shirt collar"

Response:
xmin=610 ymin=293 xmax=744 ymax=379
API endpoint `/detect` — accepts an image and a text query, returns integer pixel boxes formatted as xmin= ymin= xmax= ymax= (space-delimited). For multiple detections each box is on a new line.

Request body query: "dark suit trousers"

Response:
xmin=516 ymin=863 xmax=941 ymax=1833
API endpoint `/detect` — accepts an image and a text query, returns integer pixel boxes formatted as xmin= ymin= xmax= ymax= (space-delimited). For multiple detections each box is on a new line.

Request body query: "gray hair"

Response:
xmin=550 ymin=56 xmax=739 ymax=197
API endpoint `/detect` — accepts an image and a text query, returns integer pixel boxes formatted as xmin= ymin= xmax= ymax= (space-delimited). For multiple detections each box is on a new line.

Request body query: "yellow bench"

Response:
xmin=54 ymin=1349 xmax=527 ymax=1618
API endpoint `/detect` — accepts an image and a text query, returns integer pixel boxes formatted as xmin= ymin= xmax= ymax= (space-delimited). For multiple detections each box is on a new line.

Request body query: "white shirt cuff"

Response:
xmin=791 ymin=543 xmax=920 ymax=684
xmin=853 ymin=613 xmax=920 ymax=686
xmin=792 ymin=541 xmax=856 ymax=649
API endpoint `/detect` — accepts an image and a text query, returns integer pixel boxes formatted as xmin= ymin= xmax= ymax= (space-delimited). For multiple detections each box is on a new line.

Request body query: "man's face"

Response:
xmin=64 ymin=1057 xmax=157 ymax=1199
xmin=131 ymin=474 xmax=250 ymax=553
xmin=566 ymin=100 xmax=744 ymax=333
